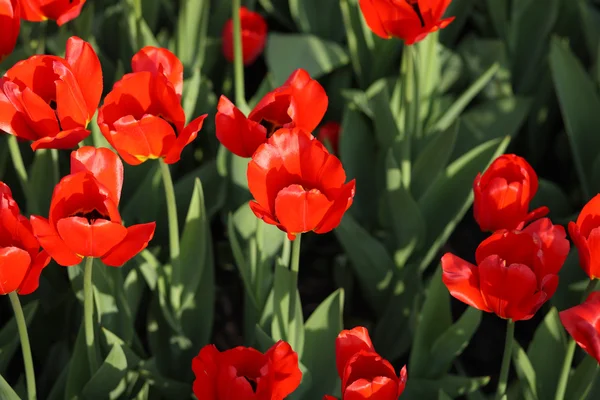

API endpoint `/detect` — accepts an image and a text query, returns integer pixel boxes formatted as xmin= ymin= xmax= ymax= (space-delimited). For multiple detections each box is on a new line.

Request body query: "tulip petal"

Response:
xmin=19 ymin=0 xmax=44 ymax=22
xmin=286 ymin=69 xmax=328 ymax=133
xmin=31 ymin=127 xmax=90 ymax=150
xmin=101 ymin=223 xmax=156 ymax=267
xmin=335 ymin=327 xmax=376 ymax=378
xmin=586 ymin=227 xmax=600 ymax=280
xmin=475 ymin=230 xmax=538 ymax=267
xmin=164 ymin=114 xmax=207 ymax=164
xmin=111 ymin=114 xmax=177 ymax=164
xmin=265 ymin=341 xmax=303 ymax=400
xmin=523 ymin=218 xmax=569 ymax=276
xmin=4 ymin=82 xmax=60 ymax=138
xmin=314 ymin=180 xmax=356 ymax=235
xmin=560 ymin=293 xmax=600 ymax=364
xmin=56 ymin=217 xmax=127 ymax=258
xmin=358 ymin=0 xmax=391 ymax=38
xmin=0 ymin=86 xmax=37 ymax=140
xmin=53 ymin=60 xmax=90 ymax=129
xmin=215 ymin=95 xmax=267 ymax=158
xmin=569 ymin=221 xmax=592 ymax=278
xmin=192 ymin=345 xmax=219 ymax=399
xmin=30 ymin=215 xmax=83 ymax=266
xmin=342 ymin=351 xmax=398 ymax=395
xmin=345 ymin=376 xmax=398 ymax=400
xmin=0 ymin=247 xmax=31 ymax=294
xmin=577 ymin=194 xmax=600 ymax=237
xmin=18 ymin=250 xmax=51 ymax=295
xmin=274 ymin=184 xmax=333 ymax=236
xmin=132 ymin=46 xmax=183 ymax=97
xmin=70 ymin=146 xmax=124 ymax=205
xmin=55 ymin=2 xmax=85 ymax=26
xmin=441 ymin=253 xmax=490 ymax=313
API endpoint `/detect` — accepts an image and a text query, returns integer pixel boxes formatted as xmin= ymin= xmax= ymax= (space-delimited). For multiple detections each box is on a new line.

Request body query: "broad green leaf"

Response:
xmin=28 ymin=148 xmax=58 ymax=216
xmin=265 ymin=33 xmax=349 ymax=85
xmin=176 ymin=0 xmax=210 ymax=67
xmin=550 ymin=37 xmax=600 ymax=199
xmin=404 ymin=375 xmax=490 ymax=398
xmin=512 ymin=342 xmax=539 ymax=400
xmin=527 ymin=308 xmax=566 ymax=400
xmin=339 ymin=0 xmax=375 ymax=88
xmin=566 ymin=355 xmax=599 ymax=400
xmin=484 ymin=0 xmax=508 ymax=41
xmin=529 ymin=179 xmax=571 ymax=220
xmin=580 ymin=1 xmax=600 ymax=57
xmin=334 ymin=214 xmax=395 ymax=312
xmin=271 ymin=261 xmax=305 ymax=358
xmin=302 ymin=289 xmax=345 ymax=398
xmin=81 ymin=344 xmax=129 ymax=399
xmin=289 ymin=0 xmax=344 ymax=41
xmin=409 ymin=268 xmax=452 ymax=378
xmin=428 ymin=307 xmax=482 ymax=378
xmin=440 ymin=0 xmax=476 ymax=45
xmin=0 ymin=373 xmax=20 ymax=400
xmin=439 ymin=391 xmax=453 ymax=400
xmin=137 ymin=358 xmax=192 ymax=399
xmin=0 ymin=301 xmax=38 ymax=375
xmin=367 ymin=78 xmax=402 ymax=150
xmin=417 ymin=136 xmax=511 ymax=271
xmin=227 ymin=214 xmax=260 ymax=310
xmin=258 ymin=0 xmax=294 ymax=27
xmin=65 ymin=324 xmax=95 ymax=400
xmin=182 ymin=67 xmax=202 ymax=124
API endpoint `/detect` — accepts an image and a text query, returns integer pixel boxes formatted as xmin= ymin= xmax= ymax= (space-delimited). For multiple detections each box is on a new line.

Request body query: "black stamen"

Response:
xmin=49 ymin=100 xmax=64 ymax=130
xmin=73 ymin=209 xmax=108 ymax=224
xmin=244 ymin=377 xmax=257 ymax=392
xmin=159 ymin=116 xmax=178 ymax=136
xmin=410 ymin=3 xmax=426 ymax=27
xmin=259 ymin=120 xmax=280 ymax=138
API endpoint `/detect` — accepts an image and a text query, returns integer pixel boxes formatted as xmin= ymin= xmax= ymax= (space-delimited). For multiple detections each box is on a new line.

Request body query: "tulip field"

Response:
xmin=2 ymin=0 xmax=600 ymax=399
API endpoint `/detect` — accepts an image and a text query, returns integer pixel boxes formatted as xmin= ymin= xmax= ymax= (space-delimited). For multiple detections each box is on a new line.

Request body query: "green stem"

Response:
xmin=255 ymin=221 xmax=266 ymax=306
xmin=232 ymin=0 xmax=248 ymax=112
xmin=554 ymin=279 xmax=598 ymax=400
xmin=159 ymin=159 xmax=180 ymax=270
xmin=7 ymin=135 xmax=28 ymax=193
xmin=83 ymin=257 xmax=99 ymax=375
xmin=287 ymin=235 xmax=302 ymax=346
xmin=495 ymin=319 xmax=515 ymax=400
xmin=8 ymin=292 xmax=36 ymax=400
xmin=50 ymin=149 xmax=60 ymax=185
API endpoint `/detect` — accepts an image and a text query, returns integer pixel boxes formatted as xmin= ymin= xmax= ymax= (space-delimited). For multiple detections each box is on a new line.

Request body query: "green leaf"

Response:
xmin=529 ymin=179 xmax=571 ymax=220
xmin=137 ymin=359 xmax=192 ymax=399
xmin=302 ymin=289 xmax=345 ymax=399
xmin=416 ymin=136 xmax=511 ymax=271
xmin=28 ymin=148 xmax=57 ymax=216
xmin=176 ymin=0 xmax=210 ymax=67
xmin=566 ymin=355 xmax=599 ymax=400
xmin=512 ymin=342 xmax=539 ymax=400
xmin=428 ymin=307 xmax=482 ymax=378
xmin=65 ymin=324 xmax=94 ymax=400
xmin=81 ymin=344 xmax=129 ymax=400
xmin=527 ymin=308 xmax=566 ymax=400
xmin=404 ymin=375 xmax=490 ymax=398
xmin=0 ymin=373 xmax=20 ymax=400
xmin=182 ymin=67 xmax=202 ymax=124
xmin=271 ymin=261 xmax=305 ymax=358
xmin=440 ymin=0 xmax=476 ymax=45
xmin=265 ymin=33 xmax=349 ymax=85
xmin=334 ymin=213 xmax=395 ymax=311
xmin=409 ymin=268 xmax=453 ymax=378
xmin=367 ymin=78 xmax=402 ymax=149
xmin=579 ymin=1 xmax=600 ymax=58
xmin=550 ymin=37 xmax=600 ymax=198
xmin=0 ymin=301 xmax=38 ymax=375
xmin=339 ymin=0 xmax=374 ymax=88
xmin=289 ymin=0 xmax=344 ymax=41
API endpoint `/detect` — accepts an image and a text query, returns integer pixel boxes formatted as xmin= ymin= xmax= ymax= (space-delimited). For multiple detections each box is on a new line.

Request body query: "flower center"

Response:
xmin=158 ymin=115 xmax=178 ymax=136
xmin=243 ymin=376 xmax=257 ymax=392
xmin=259 ymin=119 xmax=281 ymax=138
xmin=406 ymin=0 xmax=425 ymax=27
xmin=49 ymin=99 xmax=64 ymax=131
xmin=72 ymin=209 xmax=109 ymax=224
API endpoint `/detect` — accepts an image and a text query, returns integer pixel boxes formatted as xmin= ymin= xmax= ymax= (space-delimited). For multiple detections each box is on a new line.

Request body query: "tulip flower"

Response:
xmin=20 ymin=0 xmax=86 ymax=26
xmin=97 ymin=47 xmax=206 ymax=165
xmin=0 ymin=182 xmax=50 ymax=295
xmin=560 ymin=292 xmax=600 ymax=364
xmin=473 ymin=154 xmax=548 ymax=232
xmin=568 ymin=194 xmax=600 ymax=280
xmin=216 ymin=68 xmax=328 ymax=158
xmin=247 ymin=128 xmax=355 ymax=240
xmin=317 ymin=121 xmax=342 ymax=155
xmin=192 ymin=340 xmax=302 ymax=400
xmin=359 ymin=0 xmax=455 ymax=45
xmin=222 ymin=6 xmax=268 ymax=66
xmin=442 ymin=218 xmax=569 ymax=321
xmin=0 ymin=36 xmax=102 ymax=150
xmin=324 ymin=326 xmax=407 ymax=400
xmin=0 ymin=0 xmax=19 ymax=62
xmin=31 ymin=147 xmax=156 ymax=267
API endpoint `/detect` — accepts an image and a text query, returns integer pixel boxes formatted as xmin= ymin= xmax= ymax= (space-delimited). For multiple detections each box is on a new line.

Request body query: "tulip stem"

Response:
xmin=7 ymin=135 xmax=29 ymax=191
xmin=495 ymin=318 xmax=515 ymax=400
xmin=554 ymin=279 xmax=598 ymax=400
xmin=83 ymin=256 xmax=99 ymax=375
xmin=8 ymin=292 xmax=36 ymax=400
xmin=232 ymin=0 xmax=248 ymax=112
xmin=287 ymin=234 xmax=301 ymax=348
xmin=159 ymin=160 xmax=180 ymax=304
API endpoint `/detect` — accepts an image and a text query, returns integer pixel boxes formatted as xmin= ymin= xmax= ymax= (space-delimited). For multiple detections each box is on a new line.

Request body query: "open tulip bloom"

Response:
xmin=569 ymin=194 xmax=600 ymax=280
xmin=222 ymin=6 xmax=268 ymax=66
xmin=560 ymin=292 xmax=600 ymax=365
xmin=0 ymin=0 xmax=19 ymax=63
xmin=0 ymin=36 xmax=102 ymax=150
xmin=20 ymin=0 xmax=87 ymax=26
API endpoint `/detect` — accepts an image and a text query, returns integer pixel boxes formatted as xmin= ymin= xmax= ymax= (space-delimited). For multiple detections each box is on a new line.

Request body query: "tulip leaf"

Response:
xmin=0 ymin=373 xmax=20 ymax=400
xmin=302 ymin=289 xmax=345 ymax=399
xmin=176 ymin=0 xmax=210 ymax=67
xmin=265 ymin=33 xmax=349 ymax=86
xmin=81 ymin=344 xmax=129 ymax=399
xmin=339 ymin=0 xmax=374 ymax=88
xmin=512 ymin=342 xmax=539 ymax=400
xmin=529 ymin=179 xmax=571 ymax=220
xmin=288 ymin=0 xmax=344 ymax=41
xmin=579 ymin=1 xmax=600 ymax=58
xmin=0 ymin=301 xmax=38 ymax=375
xmin=566 ymin=354 xmax=599 ymax=400
xmin=259 ymin=0 xmax=294 ymax=27
xmin=404 ymin=375 xmax=490 ymax=398
xmin=367 ymin=78 xmax=402 ymax=150
xmin=440 ymin=0 xmax=476 ymax=45
xmin=428 ymin=307 xmax=482 ymax=378
xmin=28 ymin=148 xmax=57 ymax=216
xmin=182 ymin=67 xmax=202 ymax=124
xmin=136 ymin=358 xmax=192 ymax=399
xmin=527 ymin=308 xmax=566 ymax=400
xmin=65 ymin=323 xmax=96 ymax=400
xmin=335 ymin=213 xmax=395 ymax=312
xmin=550 ymin=37 xmax=600 ymax=199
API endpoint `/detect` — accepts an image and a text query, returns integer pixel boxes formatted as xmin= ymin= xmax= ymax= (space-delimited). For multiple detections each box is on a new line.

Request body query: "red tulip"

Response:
xmin=442 ymin=218 xmax=569 ymax=321
xmin=222 ymin=6 xmax=268 ymax=66
xmin=20 ymin=0 xmax=86 ymax=26
xmin=216 ymin=68 xmax=328 ymax=158
xmin=30 ymin=147 xmax=156 ymax=267
xmin=0 ymin=36 xmax=101 ymax=150
xmin=325 ymin=327 xmax=407 ymax=400
xmin=359 ymin=0 xmax=454 ymax=45
xmin=0 ymin=182 xmax=50 ymax=295
xmin=317 ymin=121 xmax=342 ymax=155
xmin=192 ymin=340 xmax=302 ymax=400
xmin=247 ymin=128 xmax=355 ymax=240
xmin=568 ymin=194 xmax=600 ymax=280
xmin=0 ymin=0 xmax=19 ymax=62
xmin=473 ymin=154 xmax=548 ymax=232
xmin=560 ymin=292 xmax=600 ymax=364
xmin=131 ymin=46 xmax=183 ymax=98
xmin=97 ymin=48 xmax=206 ymax=166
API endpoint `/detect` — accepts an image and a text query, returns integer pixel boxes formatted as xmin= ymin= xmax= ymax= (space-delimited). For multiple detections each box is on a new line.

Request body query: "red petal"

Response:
xmin=70 ymin=146 xmax=124 ymax=206
xmin=560 ymin=293 xmax=600 ymax=364
xmin=314 ymin=180 xmax=356 ymax=235
xmin=19 ymin=0 xmax=44 ymax=21
xmin=586 ymin=228 xmax=600 ymax=280
xmin=101 ymin=223 xmax=156 ymax=267
xmin=569 ymin=222 xmax=592 ymax=279
xmin=577 ymin=194 xmax=600 ymax=238
xmin=248 ymin=201 xmax=283 ymax=230
xmin=441 ymin=253 xmax=490 ymax=313
xmin=0 ymin=85 xmax=37 ymax=140
xmin=274 ymin=184 xmax=333 ymax=236
xmin=31 ymin=127 xmax=90 ymax=150
xmin=97 ymin=72 xmax=152 ymax=129
xmin=53 ymin=61 xmax=89 ymax=129
xmin=192 ymin=345 xmax=219 ymax=399
xmin=215 ymin=95 xmax=266 ymax=157
xmin=342 ymin=351 xmax=398 ymax=394
xmin=335 ymin=327 xmax=376 ymax=378
xmin=0 ymin=247 xmax=31 ymax=294
xmin=286 ymin=69 xmax=328 ymax=133
xmin=56 ymin=217 xmax=127 ymax=258
xmin=18 ymin=250 xmax=51 ymax=295
xmin=30 ymin=215 xmax=83 ymax=266
xmin=64 ymin=36 xmax=102 ymax=120
xmin=55 ymin=1 xmax=85 ymax=26
xmin=0 ymin=0 xmax=20 ymax=60
xmin=344 ymin=376 xmax=398 ymax=400
xmin=265 ymin=341 xmax=302 ymax=399
xmin=358 ymin=0 xmax=392 ymax=38
xmin=132 ymin=46 xmax=183 ymax=97
xmin=163 ymin=114 xmax=207 ymax=164
xmin=523 ymin=218 xmax=569 ymax=276
xmin=475 ymin=230 xmax=538 ymax=267
xmin=4 ymin=82 xmax=60 ymax=139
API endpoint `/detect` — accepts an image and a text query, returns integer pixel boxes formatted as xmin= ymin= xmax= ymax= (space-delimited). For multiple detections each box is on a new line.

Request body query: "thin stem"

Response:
xmin=83 ymin=257 xmax=99 ymax=375
xmin=554 ymin=279 xmax=598 ymax=400
xmin=7 ymin=135 xmax=28 ymax=193
xmin=232 ymin=0 xmax=248 ymax=112
xmin=8 ymin=292 xmax=36 ymax=400
xmin=287 ymin=235 xmax=302 ymax=346
xmin=495 ymin=319 xmax=515 ymax=400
